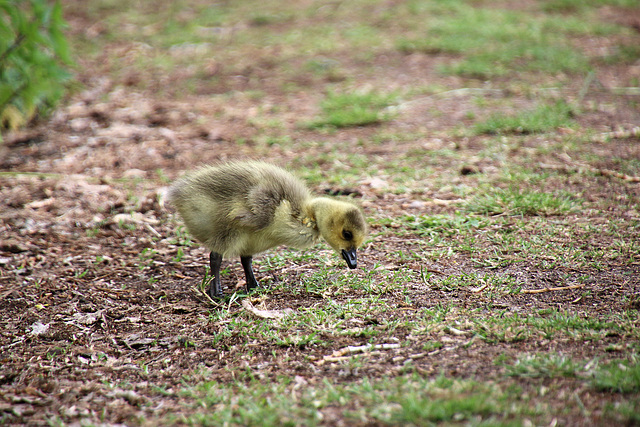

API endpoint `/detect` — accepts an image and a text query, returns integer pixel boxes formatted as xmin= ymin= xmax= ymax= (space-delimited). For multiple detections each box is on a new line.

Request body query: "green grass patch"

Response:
xmin=504 ymin=353 xmax=640 ymax=394
xmin=603 ymin=399 xmax=640 ymax=425
xmin=515 ymin=309 xmax=634 ymax=340
xmin=396 ymin=6 xmax=594 ymax=78
xmin=592 ymin=357 xmax=640 ymax=394
xmin=305 ymin=90 xmax=398 ymax=129
xmin=541 ymin=0 xmax=640 ymax=13
xmin=505 ymin=353 xmax=592 ymax=379
xmin=402 ymin=213 xmax=489 ymax=238
xmin=601 ymin=44 xmax=640 ymax=66
xmin=178 ymin=373 xmax=531 ymax=426
xmin=465 ymin=186 xmax=579 ymax=216
xmin=389 ymin=211 xmax=637 ymax=272
xmin=473 ymin=101 xmax=576 ymax=135
xmin=470 ymin=309 xmax=640 ymax=344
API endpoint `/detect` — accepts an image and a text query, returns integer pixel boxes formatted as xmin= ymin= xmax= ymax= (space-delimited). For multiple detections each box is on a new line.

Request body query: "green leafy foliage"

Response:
xmin=0 ymin=0 xmax=72 ymax=134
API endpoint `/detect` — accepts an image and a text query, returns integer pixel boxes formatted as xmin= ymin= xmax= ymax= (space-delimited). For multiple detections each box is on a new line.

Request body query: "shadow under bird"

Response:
xmin=169 ymin=161 xmax=368 ymax=298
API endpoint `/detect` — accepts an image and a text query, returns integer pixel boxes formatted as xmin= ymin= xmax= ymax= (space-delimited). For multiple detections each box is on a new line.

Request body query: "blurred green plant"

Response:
xmin=0 ymin=0 xmax=72 ymax=135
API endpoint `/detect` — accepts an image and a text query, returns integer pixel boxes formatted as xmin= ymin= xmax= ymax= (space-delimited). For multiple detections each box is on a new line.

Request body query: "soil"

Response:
xmin=1 ymin=2 xmax=640 ymax=426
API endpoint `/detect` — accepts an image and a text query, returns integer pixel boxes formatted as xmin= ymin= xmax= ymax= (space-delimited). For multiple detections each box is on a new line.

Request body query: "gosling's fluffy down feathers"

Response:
xmin=169 ymin=161 xmax=321 ymax=257
xmin=169 ymin=161 xmax=367 ymax=296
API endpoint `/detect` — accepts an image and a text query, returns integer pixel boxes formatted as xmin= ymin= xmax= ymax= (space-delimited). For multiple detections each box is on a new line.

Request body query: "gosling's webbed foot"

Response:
xmin=241 ymin=255 xmax=259 ymax=292
xmin=209 ymin=252 xmax=223 ymax=299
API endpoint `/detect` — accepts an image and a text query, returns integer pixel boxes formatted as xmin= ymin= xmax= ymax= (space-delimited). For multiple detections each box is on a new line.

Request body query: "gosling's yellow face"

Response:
xmin=324 ymin=205 xmax=367 ymax=269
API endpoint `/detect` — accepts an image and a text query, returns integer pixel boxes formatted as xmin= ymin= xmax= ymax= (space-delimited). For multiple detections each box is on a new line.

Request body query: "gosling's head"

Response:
xmin=313 ymin=198 xmax=367 ymax=269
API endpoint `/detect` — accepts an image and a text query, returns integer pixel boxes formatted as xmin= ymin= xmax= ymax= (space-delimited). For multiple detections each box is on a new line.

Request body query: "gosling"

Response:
xmin=168 ymin=161 xmax=367 ymax=298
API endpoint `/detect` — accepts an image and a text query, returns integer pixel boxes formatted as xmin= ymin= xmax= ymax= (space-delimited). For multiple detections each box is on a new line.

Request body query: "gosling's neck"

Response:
xmin=306 ymin=197 xmax=341 ymax=235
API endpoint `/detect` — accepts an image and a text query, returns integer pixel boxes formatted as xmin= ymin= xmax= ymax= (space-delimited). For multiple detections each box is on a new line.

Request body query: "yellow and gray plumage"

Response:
xmin=169 ymin=161 xmax=367 ymax=298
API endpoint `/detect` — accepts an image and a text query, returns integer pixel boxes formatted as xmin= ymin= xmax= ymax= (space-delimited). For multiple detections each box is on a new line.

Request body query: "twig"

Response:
xmin=591 ymin=127 xmax=640 ymax=143
xmin=594 ymin=168 xmax=640 ymax=183
xmin=522 ymin=284 xmax=584 ymax=294
xmin=577 ymin=71 xmax=595 ymax=105
xmin=469 ymin=283 xmax=489 ymax=293
xmin=611 ymin=87 xmax=640 ymax=95
xmin=321 ymin=355 xmax=352 ymax=363
xmin=4 ymin=338 xmax=26 ymax=349
xmin=145 ymin=223 xmax=162 ymax=237
xmin=393 ymin=88 xmax=504 ymax=111
xmin=446 ymin=326 xmax=469 ymax=336
xmin=192 ymin=285 xmax=223 ymax=307
xmin=331 ymin=343 xmax=400 ymax=357
xmin=317 ymin=344 xmax=401 ymax=365
xmin=540 ymin=149 xmax=640 ymax=183
xmin=420 ymin=265 xmax=446 ymax=287
xmin=93 ymin=285 xmax=129 ymax=296
xmin=0 ymin=286 xmax=21 ymax=299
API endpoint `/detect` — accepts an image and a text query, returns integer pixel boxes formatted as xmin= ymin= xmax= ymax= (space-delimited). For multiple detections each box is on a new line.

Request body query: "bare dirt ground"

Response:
xmin=1 ymin=2 xmax=640 ymax=426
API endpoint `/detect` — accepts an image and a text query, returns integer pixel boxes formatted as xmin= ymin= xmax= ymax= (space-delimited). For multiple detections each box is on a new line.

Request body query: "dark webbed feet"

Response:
xmin=241 ymin=255 xmax=259 ymax=291
xmin=209 ymin=252 xmax=223 ymax=299
xmin=208 ymin=253 xmax=259 ymax=299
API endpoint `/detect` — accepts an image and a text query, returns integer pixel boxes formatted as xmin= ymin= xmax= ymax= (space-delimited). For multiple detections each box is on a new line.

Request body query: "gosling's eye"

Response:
xmin=342 ymin=230 xmax=353 ymax=241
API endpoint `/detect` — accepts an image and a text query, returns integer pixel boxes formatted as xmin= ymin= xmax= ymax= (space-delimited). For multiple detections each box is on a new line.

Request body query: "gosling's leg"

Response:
xmin=209 ymin=252 xmax=223 ymax=299
xmin=240 ymin=255 xmax=259 ymax=292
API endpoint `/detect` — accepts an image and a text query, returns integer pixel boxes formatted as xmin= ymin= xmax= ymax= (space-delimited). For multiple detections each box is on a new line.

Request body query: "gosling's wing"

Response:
xmin=231 ymin=169 xmax=310 ymax=231
xmin=172 ymin=161 xmax=309 ymax=233
xmin=230 ymin=182 xmax=286 ymax=230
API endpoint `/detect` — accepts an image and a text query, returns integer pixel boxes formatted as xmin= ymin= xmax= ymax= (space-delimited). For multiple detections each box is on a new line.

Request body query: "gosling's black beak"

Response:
xmin=341 ymin=248 xmax=357 ymax=269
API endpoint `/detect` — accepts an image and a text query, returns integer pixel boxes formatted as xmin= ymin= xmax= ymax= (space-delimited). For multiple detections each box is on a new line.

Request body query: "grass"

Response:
xmin=592 ymin=357 xmax=640 ymax=394
xmin=21 ymin=0 xmax=640 ymax=425
xmin=410 ymin=213 xmax=640 ymax=272
xmin=504 ymin=352 xmax=640 ymax=395
xmin=504 ymin=353 xmax=594 ymax=379
xmin=71 ymin=0 xmax=639 ymax=97
xmin=464 ymin=186 xmax=579 ymax=216
xmin=178 ymin=374 xmax=522 ymax=426
xmin=541 ymin=0 xmax=640 ymax=12
xmin=403 ymin=213 xmax=490 ymax=238
xmin=396 ymin=6 xmax=597 ymax=78
xmin=305 ymin=90 xmax=398 ymax=129
xmin=473 ymin=101 xmax=576 ymax=135
xmin=176 ymin=348 xmax=640 ymax=425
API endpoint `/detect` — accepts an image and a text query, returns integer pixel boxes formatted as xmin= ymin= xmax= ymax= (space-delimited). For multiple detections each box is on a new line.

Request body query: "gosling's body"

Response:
xmin=169 ymin=161 xmax=367 ymax=298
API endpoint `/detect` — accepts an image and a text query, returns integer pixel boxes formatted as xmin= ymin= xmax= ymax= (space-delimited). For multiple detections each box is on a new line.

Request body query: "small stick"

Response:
xmin=332 ymin=343 xmax=400 ymax=357
xmin=540 ymin=147 xmax=640 ymax=183
xmin=317 ymin=344 xmax=401 ymax=365
xmin=424 ymin=268 xmax=447 ymax=275
xmin=522 ymin=284 xmax=584 ymax=294
xmin=145 ymin=223 xmax=162 ymax=237
xmin=469 ymin=283 xmax=489 ymax=293
xmin=192 ymin=285 xmax=223 ymax=307
xmin=420 ymin=266 xmax=447 ymax=286
xmin=595 ymin=168 xmax=640 ymax=183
